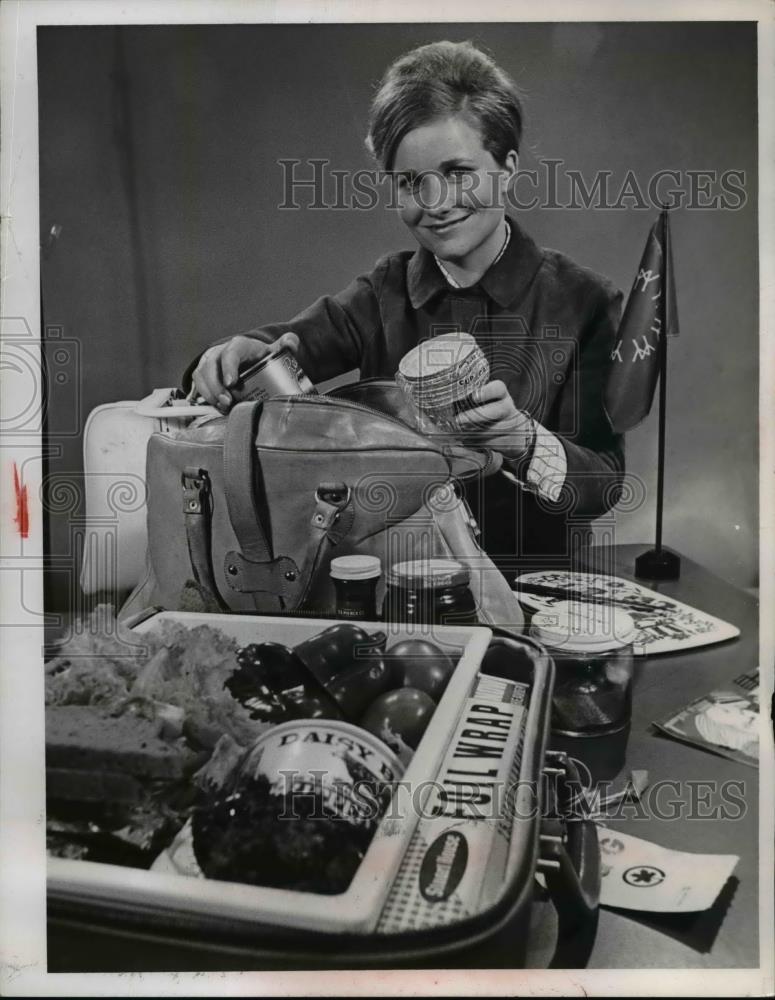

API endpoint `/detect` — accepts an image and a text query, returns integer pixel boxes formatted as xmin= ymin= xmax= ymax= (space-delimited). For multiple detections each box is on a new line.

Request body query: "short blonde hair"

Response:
xmin=366 ymin=40 xmax=524 ymax=171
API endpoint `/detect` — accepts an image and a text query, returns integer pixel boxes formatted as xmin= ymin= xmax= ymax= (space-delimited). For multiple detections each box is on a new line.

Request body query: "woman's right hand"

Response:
xmin=191 ymin=331 xmax=301 ymax=411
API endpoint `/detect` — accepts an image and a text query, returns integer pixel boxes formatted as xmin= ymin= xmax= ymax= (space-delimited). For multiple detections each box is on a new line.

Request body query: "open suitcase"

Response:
xmin=48 ymin=611 xmax=600 ymax=971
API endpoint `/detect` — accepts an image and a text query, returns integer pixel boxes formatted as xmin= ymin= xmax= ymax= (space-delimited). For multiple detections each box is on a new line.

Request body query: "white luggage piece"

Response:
xmin=80 ymin=389 xmax=219 ymax=595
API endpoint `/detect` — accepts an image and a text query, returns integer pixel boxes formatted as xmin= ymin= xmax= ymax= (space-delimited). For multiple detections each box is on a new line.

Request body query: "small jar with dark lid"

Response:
xmin=530 ymin=602 xmax=637 ymax=736
xmin=330 ymin=555 xmax=382 ymax=620
xmin=384 ymin=558 xmax=478 ymax=626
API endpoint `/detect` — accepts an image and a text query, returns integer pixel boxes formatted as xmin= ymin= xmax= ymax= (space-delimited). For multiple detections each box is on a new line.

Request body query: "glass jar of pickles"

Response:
xmin=530 ymin=602 xmax=637 ymax=736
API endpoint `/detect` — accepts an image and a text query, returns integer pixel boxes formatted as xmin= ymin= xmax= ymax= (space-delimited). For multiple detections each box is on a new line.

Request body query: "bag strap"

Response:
xmin=222 ymin=400 xmax=300 ymax=611
xmin=181 ymin=467 xmax=230 ymax=612
xmin=223 ymin=401 xmax=273 ymax=563
xmin=293 ymin=483 xmax=355 ymax=611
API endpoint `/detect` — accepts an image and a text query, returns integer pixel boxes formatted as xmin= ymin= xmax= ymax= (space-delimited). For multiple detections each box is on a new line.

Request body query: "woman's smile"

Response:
xmin=392 ymin=114 xmax=517 ymax=279
xmin=422 ymin=212 xmax=473 ymax=236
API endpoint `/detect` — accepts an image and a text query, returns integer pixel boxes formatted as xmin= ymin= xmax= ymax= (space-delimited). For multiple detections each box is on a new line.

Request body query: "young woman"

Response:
xmin=188 ymin=40 xmax=624 ymax=576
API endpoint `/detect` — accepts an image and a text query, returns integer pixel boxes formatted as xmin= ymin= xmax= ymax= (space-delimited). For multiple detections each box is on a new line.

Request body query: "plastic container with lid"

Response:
xmin=396 ymin=333 xmax=490 ymax=432
xmin=530 ymin=601 xmax=637 ymax=737
xmin=384 ymin=558 xmax=478 ymax=627
xmin=329 ymin=555 xmax=382 ymax=620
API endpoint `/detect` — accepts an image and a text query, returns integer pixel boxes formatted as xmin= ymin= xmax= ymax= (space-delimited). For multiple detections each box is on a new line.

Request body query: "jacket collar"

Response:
xmin=407 ymin=217 xmax=545 ymax=310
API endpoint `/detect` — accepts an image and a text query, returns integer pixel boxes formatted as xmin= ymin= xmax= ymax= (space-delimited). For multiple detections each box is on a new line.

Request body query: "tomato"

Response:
xmin=359 ymin=688 xmax=436 ymax=750
xmin=386 ymin=639 xmax=457 ymax=701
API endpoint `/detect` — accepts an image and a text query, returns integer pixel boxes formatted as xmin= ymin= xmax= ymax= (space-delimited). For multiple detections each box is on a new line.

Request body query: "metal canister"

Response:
xmin=231 ymin=345 xmax=317 ymax=403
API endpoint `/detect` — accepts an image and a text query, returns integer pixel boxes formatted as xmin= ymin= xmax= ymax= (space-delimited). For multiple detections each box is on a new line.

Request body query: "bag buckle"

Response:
xmin=182 ymin=467 xmax=210 ymax=514
xmin=312 ymin=483 xmax=354 ymax=543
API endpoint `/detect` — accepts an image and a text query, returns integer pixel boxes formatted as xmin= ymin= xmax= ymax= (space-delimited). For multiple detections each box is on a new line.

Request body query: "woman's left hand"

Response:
xmin=453 ymin=380 xmax=535 ymax=460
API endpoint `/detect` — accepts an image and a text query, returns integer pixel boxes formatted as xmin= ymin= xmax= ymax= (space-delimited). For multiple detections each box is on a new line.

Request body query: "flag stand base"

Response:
xmin=634 ymin=548 xmax=681 ymax=580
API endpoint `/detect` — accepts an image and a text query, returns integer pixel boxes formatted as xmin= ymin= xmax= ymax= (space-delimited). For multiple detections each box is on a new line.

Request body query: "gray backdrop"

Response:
xmin=38 ymin=22 xmax=758 ymax=614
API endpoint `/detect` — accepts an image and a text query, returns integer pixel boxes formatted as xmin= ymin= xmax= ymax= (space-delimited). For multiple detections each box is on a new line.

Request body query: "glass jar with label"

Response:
xmin=530 ymin=602 xmax=637 ymax=736
xmin=329 ymin=555 xmax=382 ymax=620
xmin=384 ymin=558 xmax=478 ymax=626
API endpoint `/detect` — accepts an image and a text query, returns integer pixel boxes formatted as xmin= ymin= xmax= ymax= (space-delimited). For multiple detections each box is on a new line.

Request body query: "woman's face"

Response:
xmin=391 ymin=114 xmax=517 ymax=264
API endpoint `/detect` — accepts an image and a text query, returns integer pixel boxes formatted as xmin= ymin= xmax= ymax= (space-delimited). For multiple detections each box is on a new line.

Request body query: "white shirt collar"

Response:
xmin=434 ymin=219 xmax=512 ymax=290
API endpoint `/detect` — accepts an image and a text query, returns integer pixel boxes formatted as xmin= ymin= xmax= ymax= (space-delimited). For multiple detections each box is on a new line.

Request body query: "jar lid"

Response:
xmin=387 ymin=558 xmax=470 ymax=589
xmin=530 ymin=601 xmax=637 ymax=653
xmin=398 ymin=332 xmax=479 ymax=382
xmin=329 ymin=555 xmax=382 ymax=581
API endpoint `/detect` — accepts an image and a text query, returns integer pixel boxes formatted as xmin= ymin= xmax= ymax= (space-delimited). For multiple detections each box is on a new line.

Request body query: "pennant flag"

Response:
xmin=604 ymin=211 xmax=679 ymax=434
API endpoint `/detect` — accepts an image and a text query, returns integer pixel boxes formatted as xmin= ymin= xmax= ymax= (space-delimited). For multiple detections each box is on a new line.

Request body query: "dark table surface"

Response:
xmin=573 ymin=543 xmax=761 ymax=969
xmin=47 ymin=544 xmax=762 ymax=972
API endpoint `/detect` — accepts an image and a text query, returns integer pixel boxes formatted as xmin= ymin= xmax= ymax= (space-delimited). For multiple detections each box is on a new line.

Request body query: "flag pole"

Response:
xmin=635 ymin=206 xmax=681 ymax=580
xmin=654 ymin=209 xmax=669 ymax=553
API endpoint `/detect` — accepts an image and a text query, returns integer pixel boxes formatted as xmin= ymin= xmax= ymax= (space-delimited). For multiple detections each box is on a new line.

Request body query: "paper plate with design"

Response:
xmin=513 ymin=571 xmax=740 ymax=655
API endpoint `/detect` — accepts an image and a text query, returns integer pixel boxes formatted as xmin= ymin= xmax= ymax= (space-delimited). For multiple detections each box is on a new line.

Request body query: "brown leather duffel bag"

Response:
xmin=122 ymin=379 xmax=524 ymax=630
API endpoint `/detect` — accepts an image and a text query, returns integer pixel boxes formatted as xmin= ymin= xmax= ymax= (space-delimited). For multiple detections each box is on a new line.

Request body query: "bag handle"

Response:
xmin=134 ymin=388 xmax=219 ymax=419
xmin=223 ymin=401 xmax=272 ymax=563
xmin=540 ymin=751 xmax=601 ymax=968
xmin=222 ymin=400 xmax=300 ymax=611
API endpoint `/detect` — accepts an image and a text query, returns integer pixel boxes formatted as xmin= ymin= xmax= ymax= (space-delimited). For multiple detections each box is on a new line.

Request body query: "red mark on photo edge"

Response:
xmin=13 ymin=463 xmax=29 ymax=538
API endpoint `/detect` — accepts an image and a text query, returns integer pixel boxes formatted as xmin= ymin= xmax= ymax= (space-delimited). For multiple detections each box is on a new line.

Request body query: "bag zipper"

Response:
xmin=330 ymin=380 xmax=501 ymax=477
xmin=279 ymin=389 xmax=423 ymax=434
xmin=276 ymin=389 xmax=500 ymax=478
